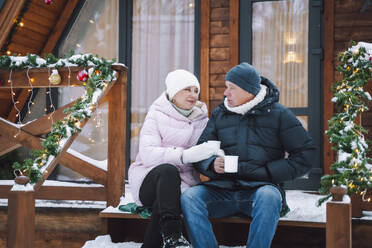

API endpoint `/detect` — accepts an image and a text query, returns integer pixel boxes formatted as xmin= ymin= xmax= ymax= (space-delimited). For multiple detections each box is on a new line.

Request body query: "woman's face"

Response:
xmin=172 ymin=86 xmax=199 ymax=110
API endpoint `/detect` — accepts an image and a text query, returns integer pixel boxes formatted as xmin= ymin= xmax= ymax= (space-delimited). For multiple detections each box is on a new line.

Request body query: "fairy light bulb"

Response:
xmin=6 ymin=51 xmax=11 ymax=55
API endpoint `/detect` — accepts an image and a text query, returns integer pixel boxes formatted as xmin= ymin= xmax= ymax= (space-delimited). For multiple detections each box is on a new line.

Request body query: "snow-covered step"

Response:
xmin=99 ymin=190 xmax=329 ymax=228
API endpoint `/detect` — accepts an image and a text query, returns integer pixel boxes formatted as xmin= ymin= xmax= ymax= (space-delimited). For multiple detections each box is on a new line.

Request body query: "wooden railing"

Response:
xmin=0 ymin=64 xmax=127 ymax=247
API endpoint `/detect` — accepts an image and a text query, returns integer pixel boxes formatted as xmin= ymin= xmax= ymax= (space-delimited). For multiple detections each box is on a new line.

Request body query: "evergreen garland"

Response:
xmin=318 ymin=41 xmax=372 ymax=205
xmin=0 ymin=53 xmax=116 ymax=184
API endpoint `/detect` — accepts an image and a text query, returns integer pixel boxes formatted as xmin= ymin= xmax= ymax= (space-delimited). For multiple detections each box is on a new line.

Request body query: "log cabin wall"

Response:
xmin=202 ymin=0 xmax=372 ymax=174
xmin=334 ymin=0 xmax=372 ymax=159
xmin=200 ymin=0 xmax=238 ymax=112
xmin=324 ymin=0 xmax=372 ymax=173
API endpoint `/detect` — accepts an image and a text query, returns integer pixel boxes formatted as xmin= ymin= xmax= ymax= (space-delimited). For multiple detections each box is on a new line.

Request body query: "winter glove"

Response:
xmin=182 ymin=142 xmax=220 ymax=164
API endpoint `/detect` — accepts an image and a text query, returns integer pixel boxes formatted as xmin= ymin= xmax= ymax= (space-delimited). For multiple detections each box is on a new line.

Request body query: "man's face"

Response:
xmin=224 ymin=81 xmax=255 ymax=107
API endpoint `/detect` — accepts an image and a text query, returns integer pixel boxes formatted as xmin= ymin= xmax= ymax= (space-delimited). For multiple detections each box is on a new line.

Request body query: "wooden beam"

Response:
xmin=7 ymin=89 xmax=30 ymax=123
xmin=41 ymin=0 xmax=80 ymax=55
xmin=229 ymin=0 xmax=239 ymax=67
xmin=0 ymin=90 xmax=11 ymax=100
xmin=0 ymin=67 xmax=89 ymax=88
xmin=0 ymin=136 xmax=21 ymax=156
xmin=33 ymin=70 xmax=118 ymax=191
xmin=0 ymin=0 xmax=27 ymax=49
xmin=59 ymin=152 xmax=107 ymax=186
xmin=0 ymin=183 xmax=105 ymax=201
xmin=106 ymin=71 xmax=127 ymax=207
xmin=36 ymin=185 xmax=106 ymax=201
xmin=0 ymin=117 xmax=43 ymax=150
xmin=323 ymin=0 xmax=335 ymax=175
xmin=21 ymin=101 xmax=76 ymax=136
xmin=33 ymin=122 xmax=88 ymax=192
xmin=0 ymin=66 xmax=127 ymax=88
xmin=326 ymin=201 xmax=352 ymax=248
xmin=200 ymin=0 xmax=210 ymax=112
xmin=7 ymin=190 xmax=35 ymax=248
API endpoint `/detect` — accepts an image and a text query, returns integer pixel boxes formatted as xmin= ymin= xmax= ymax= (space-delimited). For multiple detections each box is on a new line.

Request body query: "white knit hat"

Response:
xmin=165 ymin=69 xmax=200 ymax=100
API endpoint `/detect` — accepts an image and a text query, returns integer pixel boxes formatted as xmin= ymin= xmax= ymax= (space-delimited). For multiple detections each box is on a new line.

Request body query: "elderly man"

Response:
xmin=181 ymin=62 xmax=316 ymax=248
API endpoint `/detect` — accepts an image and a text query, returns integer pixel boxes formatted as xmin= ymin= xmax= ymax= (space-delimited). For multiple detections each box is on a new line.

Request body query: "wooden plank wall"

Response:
xmin=332 ymin=0 xmax=372 ymax=159
xmin=0 ymin=207 xmax=102 ymax=248
xmin=201 ymin=0 xmax=231 ymax=112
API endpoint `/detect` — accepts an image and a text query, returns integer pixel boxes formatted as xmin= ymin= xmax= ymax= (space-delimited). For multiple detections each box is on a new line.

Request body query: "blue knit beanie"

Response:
xmin=225 ymin=62 xmax=261 ymax=95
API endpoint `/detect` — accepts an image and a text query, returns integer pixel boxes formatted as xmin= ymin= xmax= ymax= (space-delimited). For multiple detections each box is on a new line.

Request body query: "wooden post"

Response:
xmin=7 ymin=190 xmax=35 ymax=248
xmin=200 ymin=0 xmax=210 ymax=112
xmin=107 ymin=74 xmax=127 ymax=207
xmin=323 ymin=0 xmax=335 ymax=176
xmin=326 ymin=187 xmax=352 ymax=248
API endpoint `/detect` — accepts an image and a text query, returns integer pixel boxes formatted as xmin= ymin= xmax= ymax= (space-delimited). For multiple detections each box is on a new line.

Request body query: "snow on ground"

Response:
xmin=82 ymin=235 xmax=244 ymax=248
xmin=1 ymin=181 xmax=371 ymax=247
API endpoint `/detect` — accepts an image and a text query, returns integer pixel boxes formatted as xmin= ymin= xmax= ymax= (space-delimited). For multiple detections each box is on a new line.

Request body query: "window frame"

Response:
xmin=239 ymin=0 xmax=323 ymax=190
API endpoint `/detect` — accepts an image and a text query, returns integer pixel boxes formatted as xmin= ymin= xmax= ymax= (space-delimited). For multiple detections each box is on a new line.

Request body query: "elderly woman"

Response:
xmin=129 ymin=69 xmax=219 ymax=248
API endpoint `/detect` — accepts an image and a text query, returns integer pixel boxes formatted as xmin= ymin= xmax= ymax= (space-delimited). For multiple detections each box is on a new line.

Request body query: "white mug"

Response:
xmin=224 ymin=155 xmax=238 ymax=173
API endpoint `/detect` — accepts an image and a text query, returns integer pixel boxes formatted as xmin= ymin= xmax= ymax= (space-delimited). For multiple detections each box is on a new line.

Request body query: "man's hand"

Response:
xmin=213 ymin=157 xmax=224 ymax=174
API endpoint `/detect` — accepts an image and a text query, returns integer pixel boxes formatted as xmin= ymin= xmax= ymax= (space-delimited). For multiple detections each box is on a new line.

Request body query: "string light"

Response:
xmin=67 ymin=66 xmax=73 ymax=101
xmin=26 ymin=68 xmax=34 ymax=116
xmin=46 ymin=67 xmax=56 ymax=124
xmin=9 ymin=69 xmax=22 ymax=124
xmin=1 ymin=0 xmax=30 ymax=54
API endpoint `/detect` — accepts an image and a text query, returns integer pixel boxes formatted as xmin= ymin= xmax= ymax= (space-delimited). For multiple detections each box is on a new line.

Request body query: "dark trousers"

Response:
xmin=139 ymin=164 xmax=182 ymax=248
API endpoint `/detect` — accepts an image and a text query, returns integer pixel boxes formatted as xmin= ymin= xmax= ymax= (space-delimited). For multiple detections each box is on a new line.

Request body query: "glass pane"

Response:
xmin=252 ymin=0 xmax=308 ymax=108
xmin=297 ymin=115 xmax=308 ymax=130
xmin=130 ymin=0 xmax=195 ymax=162
xmin=56 ymin=0 xmax=118 ymax=179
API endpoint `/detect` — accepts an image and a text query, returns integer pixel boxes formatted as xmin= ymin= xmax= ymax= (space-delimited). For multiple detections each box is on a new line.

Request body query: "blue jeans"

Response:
xmin=181 ymin=184 xmax=282 ymax=248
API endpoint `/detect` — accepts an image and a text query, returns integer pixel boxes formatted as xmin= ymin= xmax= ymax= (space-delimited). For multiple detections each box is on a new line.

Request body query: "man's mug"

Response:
xmin=224 ymin=155 xmax=238 ymax=173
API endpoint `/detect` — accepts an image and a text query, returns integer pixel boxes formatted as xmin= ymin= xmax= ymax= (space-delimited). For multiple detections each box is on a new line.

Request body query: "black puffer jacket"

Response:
xmin=194 ymin=77 xmax=316 ymax=212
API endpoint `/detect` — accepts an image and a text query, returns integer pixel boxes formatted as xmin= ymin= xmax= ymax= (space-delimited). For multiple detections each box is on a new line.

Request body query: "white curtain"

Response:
xmin=130 ymin=0 xmax=195 ymax=162
xmin=252 ymin=0 xmax=309 ymax=108
xmin=57 ymin=0 xmax=118 ymax=179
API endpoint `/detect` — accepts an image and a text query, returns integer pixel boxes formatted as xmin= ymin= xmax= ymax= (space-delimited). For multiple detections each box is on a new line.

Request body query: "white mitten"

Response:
xmin=216 ymin=149 xmax=225 ymax=157
xmin=182 ymin=142 xmax=219 ymax=163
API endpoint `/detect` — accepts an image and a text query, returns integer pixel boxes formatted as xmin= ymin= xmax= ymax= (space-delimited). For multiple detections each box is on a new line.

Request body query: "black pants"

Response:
xmin=139 ymin=164 xmax=182 ymax=248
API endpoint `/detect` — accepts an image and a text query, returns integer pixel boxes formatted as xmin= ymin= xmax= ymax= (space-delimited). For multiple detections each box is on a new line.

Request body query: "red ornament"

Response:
xmin=45 ymin=0 xmax=52 ymax=5
xmin=77 ymin=70 xmax=88 ymax=82
xmin=0 ymin=79 xmax=4 ymax=86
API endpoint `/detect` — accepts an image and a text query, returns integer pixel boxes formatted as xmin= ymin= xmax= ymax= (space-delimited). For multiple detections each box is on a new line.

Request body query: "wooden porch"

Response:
xmin=0 ymin=0 xmax=371 ymax=247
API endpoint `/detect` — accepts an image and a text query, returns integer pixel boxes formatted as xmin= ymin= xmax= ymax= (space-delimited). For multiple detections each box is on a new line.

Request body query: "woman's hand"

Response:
xmin=213 ymin=157 xmax=224 ymax=174
xmin=182 ymin=142 xmax=220 ymax=163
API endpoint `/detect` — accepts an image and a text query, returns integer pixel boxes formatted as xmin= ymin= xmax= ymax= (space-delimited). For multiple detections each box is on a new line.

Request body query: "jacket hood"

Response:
xmin=152 ymin=92 xmax=208 ymax=122
xmin=219 ymin=76 xmax=280 ymax=113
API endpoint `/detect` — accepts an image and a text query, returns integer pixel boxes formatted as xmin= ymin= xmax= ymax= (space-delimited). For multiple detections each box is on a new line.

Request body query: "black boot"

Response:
xmin=162 ymin=234 xmax=190 ymax=248
xmin=160 ymin=216 xmax=191 ymax=248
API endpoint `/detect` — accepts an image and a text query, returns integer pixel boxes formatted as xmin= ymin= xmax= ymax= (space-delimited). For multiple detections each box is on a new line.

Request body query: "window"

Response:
xmin=130 ymin=0 xmax=196 ymax=163
xmin=55 ymin=0 xmax=199 ymax=180
xmin=240 ymin=0 xmax=323 ymax=189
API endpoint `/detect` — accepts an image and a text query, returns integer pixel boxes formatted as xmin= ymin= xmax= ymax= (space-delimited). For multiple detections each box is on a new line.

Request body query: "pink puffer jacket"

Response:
xmin=128 ymin=92 xmax=209 ymax=206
